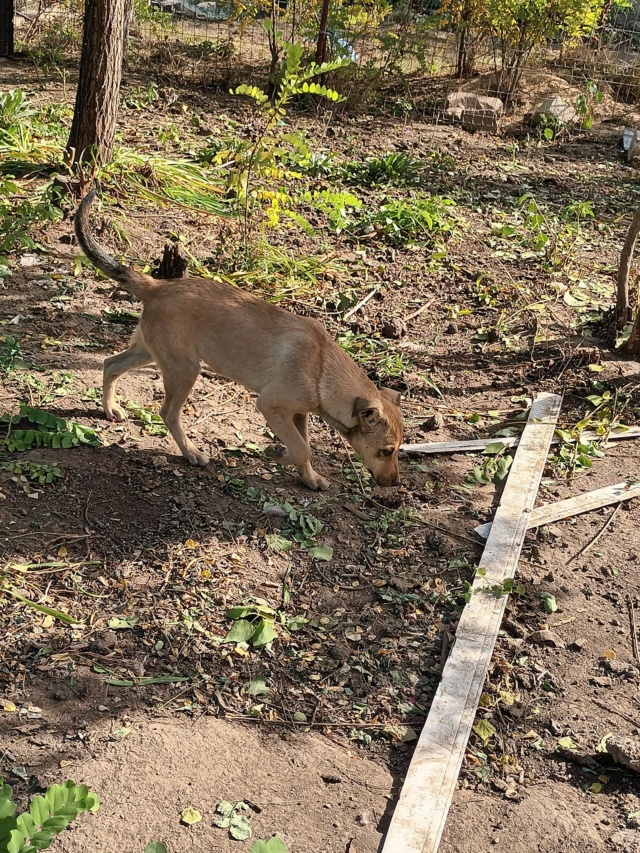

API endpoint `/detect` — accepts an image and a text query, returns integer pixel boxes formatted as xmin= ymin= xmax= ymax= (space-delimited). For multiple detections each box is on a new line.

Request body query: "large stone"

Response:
xmin=628 ymin=130 xmax=640 ymax=164
xmin=461 ymin=109 xmax=499 ymax=134
xmin=446 ymin=91 xmax=504 ymax=117
xmin=532 ymin=95 xmax=578 ymax=126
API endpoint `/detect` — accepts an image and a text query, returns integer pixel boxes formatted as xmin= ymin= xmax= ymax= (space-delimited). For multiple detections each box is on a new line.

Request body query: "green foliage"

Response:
xmin=467 ymin=442 xmax=513 ymax=485
xmin=0 ymin=460 xmax=62 ymax=488
xmin=575 ymin=81 xmax=604 ymax=129
xmin=361 ymin=196 xmax=455 ymax=246
xmin=252 ymin=839 xmax=288 ymax=853
xmin=341 ymin=152 xmax=425 ymax=187
xmin=229 ymin=40 xmax=349 ymax=230
xmin=0 ymin=336 xmax=21 ymax=375
xmin=0 ymin=405 xmax=101 ymax=452
xmin=214 ymin=801 xmax=252 ymax=840
xmin=337 ymin=331 xmax=410 ymax=379
xmin=0 ymin=777 xmax=98 ymax=853
xmin=123 ymin=401 xmax=168 ymax=436
xmin=485 ymin=0 xmax=609 ymax=98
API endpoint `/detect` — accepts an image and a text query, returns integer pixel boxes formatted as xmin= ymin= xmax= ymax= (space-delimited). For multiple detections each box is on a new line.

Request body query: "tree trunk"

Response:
xmin=616 ymin=206 xmax=640 ymax=329
xmin=66 ymin=0 xmax=133 ymax=165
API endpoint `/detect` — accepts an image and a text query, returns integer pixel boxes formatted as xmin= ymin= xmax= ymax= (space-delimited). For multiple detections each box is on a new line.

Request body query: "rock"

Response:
xmin=629 ymin=131 xmax=640 ymax=165
xmin=532 ymin=95 xmax=578 ymax=126
xmin=526 ymin=629 xmax=565 ymax=648
xmin=381 ymin=318 xmax=407 ymax=339
xmin=446 ymin=322 xmax=458 ymax=334
xmin=603 ymin=659 xmax=640 ymax=679
xmin=446 ymin=92 xmax=503 ymax=134
xmin=420 ymin=413 xmax=443 ymax=432
xmin=570 ymin=637 xmax=587 ymax=651
xmin=19 ymin=254 xmax=40 ymax=267
xmin=447 ymin=91 xmax=504 ymax=116
xmin=611 ymin=830 xmax=640 ymax=853
xmin=607 ymin=737 xmax=640 ymax=773
xmin=590 ymin=676 xmax=610 ymax=687
xmin=462 ymin=110 xmax=499 ymax=134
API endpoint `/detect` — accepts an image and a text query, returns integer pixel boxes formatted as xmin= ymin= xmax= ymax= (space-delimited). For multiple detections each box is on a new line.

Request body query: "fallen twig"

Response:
xmin=628 ymin=595 xmax=640 ymax=667
xmin=404 ymin=297 xmax=436 ymax=324
xmin=343 ymin=285 xmax=380 ymax=321
xmin=565 ymin=503 xmax=621 ymax=565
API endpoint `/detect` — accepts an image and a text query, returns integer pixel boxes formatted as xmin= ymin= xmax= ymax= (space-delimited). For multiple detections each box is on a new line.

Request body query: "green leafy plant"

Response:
xmin=0 ymin=460 xmax=62 ymax=488
xmin=123 ymin=401 xmax=168 ymax=436
xmin=223 ymin=598 xmax=307 ymax=649
xmin=362 ymin=196 xmax=455 ymax=246
xmin=467 ymin=441 xmax=513 ymax=485
xmin=214 ymin=801 xmax=252 ymax=840
xmin=341 ymin=152 xmax=425 ymax=187
xmin=337 ymin=331 xmax=410 ymax=380
xmin=575 ymin=81 xmax=604 ymax=129
xmin=0 ymin=336 xmax=22 ymax=375
xmin=229 ymin=40 xmax=349 ymax=232
xmin=0 ymin=405 xmax=101 ymax=452
xmin=0 ymin=777 xmax=99 ymax=853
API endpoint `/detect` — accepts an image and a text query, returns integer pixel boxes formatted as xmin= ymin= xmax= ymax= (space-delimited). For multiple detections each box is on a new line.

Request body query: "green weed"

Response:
xmin=361 ymin=196 xmax=455 ymax=246
xmin=0 ymin=460 xmax=62 ymax=489
xmin=337 ymin=331 xmax=410 ymax=380
xmin=340 ymin=152 xmax=425 ymax=187
xmin=0 ymin=776 xmax=99 ymax=853
xmin=0 ymin=405 xmax=101 ymax=452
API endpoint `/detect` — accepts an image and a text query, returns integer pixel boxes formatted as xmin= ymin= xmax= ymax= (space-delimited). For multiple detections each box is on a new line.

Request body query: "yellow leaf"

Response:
xmin=603 ymin=649 xmax=616 ymax=660
xmin=57 ymin=545 xmax=68 ymax=558
xmin=42 ymin=615 xmax=54 ymax=629
xmin=181 ymin=807 xmax=202 ymax=826
xmin=185 ymin=539 xmax=198 ymax=550
xmin=2 ymin=701 xmax=17 ymax=712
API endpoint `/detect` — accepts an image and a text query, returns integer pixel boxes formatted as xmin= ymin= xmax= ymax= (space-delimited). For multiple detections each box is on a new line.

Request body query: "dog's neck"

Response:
xmin=320 ymin=411 xmax=356 ymax=437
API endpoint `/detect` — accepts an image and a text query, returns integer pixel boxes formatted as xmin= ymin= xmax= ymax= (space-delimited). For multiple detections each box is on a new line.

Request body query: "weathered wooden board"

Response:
xmin=382 ymin=393 xmax=562 ymax=853
xmin=474 ymin=479 xmax=640 ymax=539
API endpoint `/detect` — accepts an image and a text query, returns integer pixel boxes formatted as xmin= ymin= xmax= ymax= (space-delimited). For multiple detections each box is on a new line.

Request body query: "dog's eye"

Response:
xmin=381 ymin=448 xmax=394 ymax=458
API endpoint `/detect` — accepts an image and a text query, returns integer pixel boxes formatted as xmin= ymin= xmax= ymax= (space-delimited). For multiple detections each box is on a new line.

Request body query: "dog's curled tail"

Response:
xmin=74 ymin=189 xmax=156 ymax=301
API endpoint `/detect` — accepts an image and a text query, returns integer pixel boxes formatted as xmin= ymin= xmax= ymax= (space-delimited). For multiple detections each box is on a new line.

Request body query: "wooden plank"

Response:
xmin=474 ymin=479 xmax=640 ymax=539
xmin=382 ymin=392 xmax=562 ymax=853
xmin=401 ymin=426 xmax=640 ymax=456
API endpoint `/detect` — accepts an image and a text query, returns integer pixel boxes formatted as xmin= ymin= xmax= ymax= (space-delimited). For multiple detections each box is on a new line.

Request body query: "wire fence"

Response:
xmin=11 ymin=0 xmax=640 ymax=126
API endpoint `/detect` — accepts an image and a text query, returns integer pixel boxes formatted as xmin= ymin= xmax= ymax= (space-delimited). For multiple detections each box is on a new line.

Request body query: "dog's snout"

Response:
xmin=375 ymin=475 xmax=401 ymax=488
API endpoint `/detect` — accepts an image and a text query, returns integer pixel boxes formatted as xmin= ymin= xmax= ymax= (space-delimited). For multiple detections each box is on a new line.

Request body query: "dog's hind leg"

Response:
xmin=103 ymin=333 xmax=153 ymax=422
xmin=159 ymin=360 xmax=209 ymax=466
xmin=258 ymin=403 xmax=329 ymax=491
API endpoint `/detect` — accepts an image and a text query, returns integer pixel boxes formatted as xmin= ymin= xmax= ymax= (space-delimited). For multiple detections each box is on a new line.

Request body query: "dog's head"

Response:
xmin=348 ymin=388 xmax=403 ymax=487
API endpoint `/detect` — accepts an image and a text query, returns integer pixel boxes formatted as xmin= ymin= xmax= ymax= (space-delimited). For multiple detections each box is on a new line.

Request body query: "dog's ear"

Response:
xmin=353 ymin=397 xmax=382 ymax=425
xmin=380 ymin=387 xmax=402 ymax=408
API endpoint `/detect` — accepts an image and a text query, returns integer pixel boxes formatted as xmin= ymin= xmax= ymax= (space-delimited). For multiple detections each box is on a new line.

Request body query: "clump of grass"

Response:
xmin=340 ymin=152 xmax=426 ymax=188
xmin=99 ymin=149 xmax=231 ymax=217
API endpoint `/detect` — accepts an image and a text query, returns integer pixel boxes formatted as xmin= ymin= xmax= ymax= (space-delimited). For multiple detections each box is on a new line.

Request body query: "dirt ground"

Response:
xmin=1 ymin=56 xmax=640 ymax=853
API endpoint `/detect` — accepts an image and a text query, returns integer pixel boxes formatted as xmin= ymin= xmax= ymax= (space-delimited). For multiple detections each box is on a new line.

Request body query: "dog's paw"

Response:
xmin=303 ymin=473 xmax=330 ymax=491
xmin=265 ymin=444 xmax=286 ymax=459
xmin=186 ymin=448 xmax=210 ymax=466
xmin=105 ymin=404 xmax=128 ymax=422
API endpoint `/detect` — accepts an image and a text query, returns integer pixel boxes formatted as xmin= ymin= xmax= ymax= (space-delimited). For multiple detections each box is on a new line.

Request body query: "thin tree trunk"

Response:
xmin=616 ymin=206 xmax=640 ymax=329
xmin=66 ymin=0 xmax=132 ymax=165
xmin=315 ymin=0 xmax=330 ymax=66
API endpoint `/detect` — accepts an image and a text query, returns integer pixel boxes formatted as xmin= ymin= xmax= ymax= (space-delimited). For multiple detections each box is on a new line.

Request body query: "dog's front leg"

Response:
xmin=258 ymin=404 xmax=329 ymax=491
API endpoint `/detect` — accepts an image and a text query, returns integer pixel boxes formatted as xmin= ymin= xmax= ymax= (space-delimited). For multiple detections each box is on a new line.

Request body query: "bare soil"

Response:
xmin=1 ymin=59 xmax=640 ymax=853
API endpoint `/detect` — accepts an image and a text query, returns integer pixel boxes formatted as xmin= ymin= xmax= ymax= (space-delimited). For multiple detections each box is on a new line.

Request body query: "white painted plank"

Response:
xmin=474 ymin=479 xmax=640 ymax=539
xmin=382 ymin=392 xmax=562 ymax=853
xmin=401 ymin=426 xmax=640 ymax=456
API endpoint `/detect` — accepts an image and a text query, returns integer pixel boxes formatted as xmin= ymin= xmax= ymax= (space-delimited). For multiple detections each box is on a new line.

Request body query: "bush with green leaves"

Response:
xmin=362 ymin=196 xmax=455 ymax=246
xmin=0 ymin=405 xmax=101 ymax=452
xmin=0 ymin=460 xmax=62 ymax=487
xmin=227 ymin=40 xmax=349 ymax=231
xmin=0 ymin=777 xmax=99 ymax=853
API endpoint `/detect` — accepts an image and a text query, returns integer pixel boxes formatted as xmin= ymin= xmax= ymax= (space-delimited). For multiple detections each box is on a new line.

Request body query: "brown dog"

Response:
xmin=74 ymin=190 xmax=403 ymax=489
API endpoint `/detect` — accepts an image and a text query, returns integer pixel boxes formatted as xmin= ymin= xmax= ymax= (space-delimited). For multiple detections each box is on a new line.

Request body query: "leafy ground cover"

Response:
xmin=0 ymin=61 xmax=639 ymax=853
